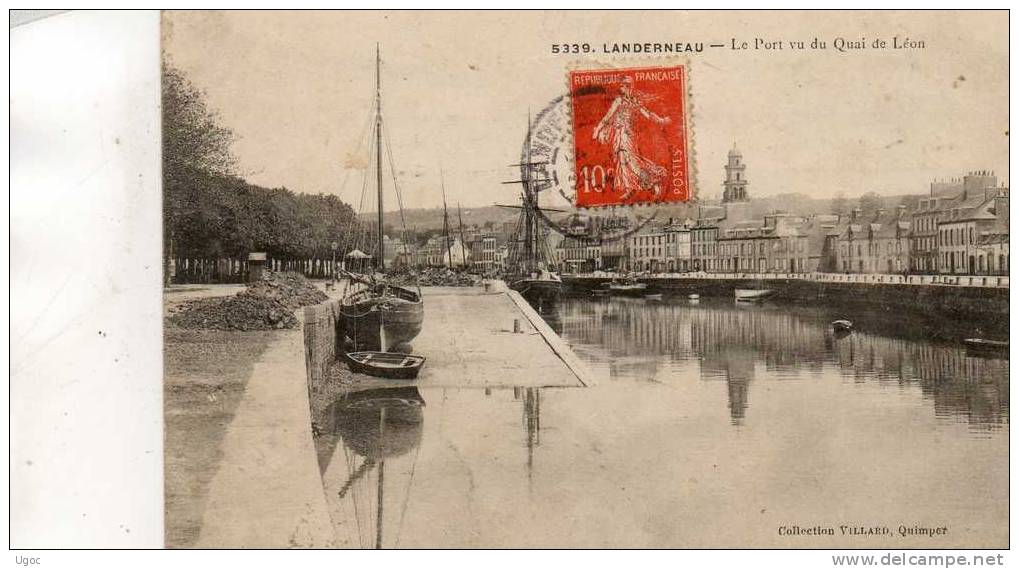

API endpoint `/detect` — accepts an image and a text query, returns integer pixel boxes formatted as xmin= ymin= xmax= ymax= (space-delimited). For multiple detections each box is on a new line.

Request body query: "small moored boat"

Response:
xmin=734 ymin=288 xmax=773 ymax=302
xmin=832 ymin=319 xmax=854 ymax=333
xmin=963 ymin=338 xmax=1008 ymax=357
xmin=688 ymin=294 xmax=700 ymax=300
xmin=606 ymin=278 xmax=647 ymax=297
xmin=346 ymin=351 xmax=426 ymax=380
xmin=644 ymin=293 xmax=663 ymax=301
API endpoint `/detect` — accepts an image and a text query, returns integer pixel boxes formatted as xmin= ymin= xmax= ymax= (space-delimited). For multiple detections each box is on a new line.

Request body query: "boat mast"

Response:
xmin=523 ymin=114 xmax=534 ymax=273
xmin=457 ymin=202 xmax=468 ymax=268
xmin=441 ymin=171 xmax=453 ymax=268
xmin=376 ymin=44 xmax=385 ymax=274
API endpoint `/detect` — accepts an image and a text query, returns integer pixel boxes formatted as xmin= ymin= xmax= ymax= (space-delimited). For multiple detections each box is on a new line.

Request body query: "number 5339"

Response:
xmin=551 ymin=43 xmax=592 ymax=54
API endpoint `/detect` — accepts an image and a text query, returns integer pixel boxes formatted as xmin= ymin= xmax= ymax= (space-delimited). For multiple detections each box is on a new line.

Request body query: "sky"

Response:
xmin=163 ymin=10 xmax=1008 ymax=211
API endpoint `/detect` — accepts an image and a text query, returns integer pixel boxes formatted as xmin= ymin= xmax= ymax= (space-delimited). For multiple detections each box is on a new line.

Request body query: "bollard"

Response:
xmin=513 ymin=319 xmax=521 ymax=333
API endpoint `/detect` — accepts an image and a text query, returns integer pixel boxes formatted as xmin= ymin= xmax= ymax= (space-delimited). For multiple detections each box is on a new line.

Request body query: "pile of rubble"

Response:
xmin=240 ymin=271 xmax=329 ymax=309
xmin=169 ymin=271 xmax=328 ymax=331
xmin=169 ymin=295 xmax=298 ymax=331
xmin=389 ymin=268 xmax=480 ymax=287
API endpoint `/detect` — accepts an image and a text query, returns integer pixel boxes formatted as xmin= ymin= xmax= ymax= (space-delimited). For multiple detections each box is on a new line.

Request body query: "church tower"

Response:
xmin=722 ymin=143 xmax=749 ymax=203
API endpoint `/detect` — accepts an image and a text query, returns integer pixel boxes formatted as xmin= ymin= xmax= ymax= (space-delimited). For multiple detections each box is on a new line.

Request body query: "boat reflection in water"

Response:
xmin=315 ymin=387 xmax=424 ymax=549
xmin=557 ymin=297 xmax=1009 ymax=429
xmin=534 ymin=302 xmax=563 ymax=335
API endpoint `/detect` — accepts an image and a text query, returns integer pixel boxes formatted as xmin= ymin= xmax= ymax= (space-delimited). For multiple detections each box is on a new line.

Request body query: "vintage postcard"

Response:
xmin=148 ymin=9 xmax=1011 ymax=550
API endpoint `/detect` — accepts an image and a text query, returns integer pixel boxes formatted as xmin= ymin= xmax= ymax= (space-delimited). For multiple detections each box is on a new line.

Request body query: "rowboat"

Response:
xmin=734 ymin=288 xmax=773 ymax=302
xmin=644 ymin=293 xmax=663 ymax=301
xmin=963 ymin=338 xmax=1008 ymax=357
xmin=345 ymin=351 xmax=426 ymax=380
xmin=831 ymin=319 xmax=853 ymax=333
xmin=606 ymin=278 xmax=647 ymax=297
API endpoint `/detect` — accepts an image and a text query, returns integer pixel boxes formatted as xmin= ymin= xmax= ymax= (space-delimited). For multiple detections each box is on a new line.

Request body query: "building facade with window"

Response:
xmin=556 ymin=238 xmax=602 ymax=273
xmin=938 ymin=189 xmax=1009 ymax=275
xmin=468 ymin=234 xmax=499 ymax=272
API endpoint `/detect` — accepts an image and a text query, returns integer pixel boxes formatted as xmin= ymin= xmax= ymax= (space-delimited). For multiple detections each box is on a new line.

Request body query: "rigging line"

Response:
xmin=345 ymin=109 xmax=376 ymax=261
xmin=357 ymin=116 xmax=381 ymax=262
xmin=338 ymin=93 xmax=377 ymax=205
xmin=344 ymin=447 xmax=368 ymax=549
xmin=337 ymin=95 xmax=378 ymax=258
xmin=393 ymin=440 xmax=422 ymax=549
xmin=381 ymin=119 xmax=417 ymax=285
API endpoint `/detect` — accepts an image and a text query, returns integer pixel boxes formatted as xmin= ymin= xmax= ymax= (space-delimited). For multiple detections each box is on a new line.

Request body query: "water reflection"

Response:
xmin=317 ymin=387 xmax=425 ymax=549
xmin=535 ymin=303 xmax=563 ymax=335
xmin=314 ymin=384 xmax=549 ymax=548
xmin=513 ymin=386 xmax=542 ymax=479
xmin=559 ymin=297 xmax=1009 ymax=429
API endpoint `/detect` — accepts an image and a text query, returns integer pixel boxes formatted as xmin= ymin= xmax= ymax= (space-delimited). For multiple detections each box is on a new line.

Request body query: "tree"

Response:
xmin=163 ymin=61 xmax=238 ymax=284
xmin=162 ymin=63 xmax=362 ymax=283
xmin=858 ymin=192 xmax=885 ymax=213
xmin=829 ymin=192 xmax=850 ymax=216
xmin=162 ymin=62 xmax=235 ymax=176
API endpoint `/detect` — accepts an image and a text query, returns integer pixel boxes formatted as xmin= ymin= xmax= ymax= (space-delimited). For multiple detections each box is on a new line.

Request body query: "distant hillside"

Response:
xmin=376 ymin=206 xmax=521 ymax=231
xmin=371 ymin=192 xmax=925 ymax=230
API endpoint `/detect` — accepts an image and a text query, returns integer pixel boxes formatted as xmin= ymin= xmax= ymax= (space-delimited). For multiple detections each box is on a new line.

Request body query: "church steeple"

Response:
xmin=723 ymin=142 xmax=748 ymax=203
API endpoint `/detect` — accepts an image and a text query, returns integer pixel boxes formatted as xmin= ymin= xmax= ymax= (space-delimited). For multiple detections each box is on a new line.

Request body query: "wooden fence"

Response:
xmin=169 ymin=257 xmax=341 ymax=284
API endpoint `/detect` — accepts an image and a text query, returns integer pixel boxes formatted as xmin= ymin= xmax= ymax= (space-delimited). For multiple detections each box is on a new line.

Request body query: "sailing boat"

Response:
xmin=500 ymin=116 xmax=563 ymax=306
xmin=339 ymin=46 xmax=424 ymax=353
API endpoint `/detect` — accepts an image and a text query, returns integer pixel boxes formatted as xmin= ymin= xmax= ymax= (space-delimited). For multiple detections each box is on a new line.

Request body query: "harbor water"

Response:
xmin=313 ymin=295 xmax=1008 ymax=548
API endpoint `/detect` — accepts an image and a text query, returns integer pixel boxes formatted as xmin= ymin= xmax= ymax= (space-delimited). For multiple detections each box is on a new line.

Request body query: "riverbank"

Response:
xmin=563 ymin=273 xmax=1009 ymax=326
xmin=163 ymin=321 xmax=277 ymax=547
xmin=164 ymin=281 xmax=335 ymax=549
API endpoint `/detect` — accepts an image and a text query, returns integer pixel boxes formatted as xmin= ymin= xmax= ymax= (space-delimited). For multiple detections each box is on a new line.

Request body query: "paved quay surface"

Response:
xmin=413 ymin=286 xmax=589 ymax=388
xmin=319 ymin=283 xmax=592 ymax=390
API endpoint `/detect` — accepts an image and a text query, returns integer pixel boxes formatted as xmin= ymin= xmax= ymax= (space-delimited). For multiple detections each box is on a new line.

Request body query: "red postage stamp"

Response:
xmin=569 ymin=65 xmax=691 ymax=208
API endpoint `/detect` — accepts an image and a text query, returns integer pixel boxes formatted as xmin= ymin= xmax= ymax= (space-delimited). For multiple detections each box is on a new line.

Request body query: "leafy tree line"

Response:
xmin=163 ymin=62 xmax=363 ymax=276
xmin=166 ymin=164 xmax=361 ymax=259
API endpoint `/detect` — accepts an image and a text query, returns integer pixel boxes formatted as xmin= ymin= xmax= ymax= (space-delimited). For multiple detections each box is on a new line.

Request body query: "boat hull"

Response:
xmin=831 ymin=320 xmax=854 ymax=333
xmin=340 ymin=286 xmax=424 ymax=352
xmin=735 ymin=288 xmax=774 ymax=302
xmin=511 ymin=278 xmax=562 ymax=305
xmin=345 ymin=351 xmax=426 ymax=380
xmin=608 ymin=284 xmax=647 ymax=297
xmin=963 ymin=339 xmax=1009 ymax=358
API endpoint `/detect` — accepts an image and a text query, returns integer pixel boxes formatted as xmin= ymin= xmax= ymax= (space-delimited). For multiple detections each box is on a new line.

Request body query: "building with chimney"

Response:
xmin=556 ymin=237 xmax=603 ymax=273
xmin=937 ymin=185 xmax=1009 ymax=275
xmin=912 ymin=172 xmax=1002 ymax=273
xmin=627 ymin=218 xmax=693 ymax=273
xmin=834 ymin=207 xmax=911 ymax=274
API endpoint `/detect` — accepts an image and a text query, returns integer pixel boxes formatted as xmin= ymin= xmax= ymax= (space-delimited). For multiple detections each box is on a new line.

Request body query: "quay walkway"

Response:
xmin=565 ymin=271 xmax=1009 ymax=289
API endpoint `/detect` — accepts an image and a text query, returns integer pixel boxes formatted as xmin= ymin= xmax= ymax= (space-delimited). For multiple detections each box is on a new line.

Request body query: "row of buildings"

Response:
xmin=567 ymin=147 xmax=1009 ymax=277
xmin=385 ymin=146 xmax=1009 ymax=277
